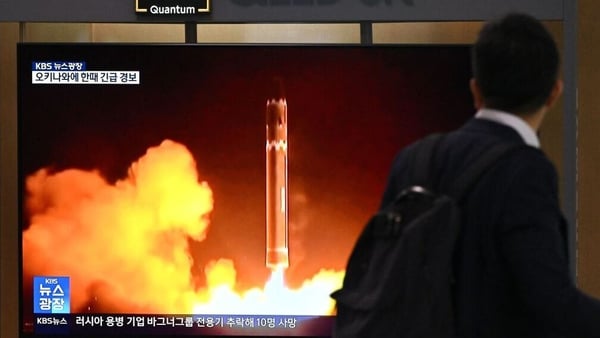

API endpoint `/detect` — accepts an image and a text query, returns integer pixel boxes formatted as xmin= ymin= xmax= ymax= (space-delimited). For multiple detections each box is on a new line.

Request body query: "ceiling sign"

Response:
xmin=135 ymin=0 xmax=211 ymax=16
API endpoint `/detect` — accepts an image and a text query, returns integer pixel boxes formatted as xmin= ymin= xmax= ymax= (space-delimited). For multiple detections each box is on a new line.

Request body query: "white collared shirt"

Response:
xmin=475 ymin=108 xmax=540 ymax=148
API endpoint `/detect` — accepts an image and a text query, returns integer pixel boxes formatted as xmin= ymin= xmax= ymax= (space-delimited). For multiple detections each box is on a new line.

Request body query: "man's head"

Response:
xmin=471 ymin=13 xmax=562 ymax=117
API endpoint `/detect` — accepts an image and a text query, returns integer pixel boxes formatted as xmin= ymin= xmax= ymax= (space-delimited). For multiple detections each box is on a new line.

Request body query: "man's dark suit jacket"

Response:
xmin=379 ymin=118 xmax=600 ymax=338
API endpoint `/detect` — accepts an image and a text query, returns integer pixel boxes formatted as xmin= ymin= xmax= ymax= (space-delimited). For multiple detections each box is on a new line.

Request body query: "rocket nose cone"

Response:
xmin=268 ymin=77 xmax=286 ymax=100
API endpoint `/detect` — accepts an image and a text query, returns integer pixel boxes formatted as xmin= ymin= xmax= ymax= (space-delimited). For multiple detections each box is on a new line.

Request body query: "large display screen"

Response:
xmin=18 ymin=43 xmax=474 ymax=337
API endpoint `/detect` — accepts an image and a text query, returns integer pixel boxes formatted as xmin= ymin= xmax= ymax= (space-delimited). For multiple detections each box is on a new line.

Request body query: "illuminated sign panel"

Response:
xmin=135 ymin=0 xmax=211 ymax=15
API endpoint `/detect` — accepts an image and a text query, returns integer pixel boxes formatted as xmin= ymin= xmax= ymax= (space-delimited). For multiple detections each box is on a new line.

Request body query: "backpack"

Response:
xmin=330 ymin=134 xmax=520 ymax=338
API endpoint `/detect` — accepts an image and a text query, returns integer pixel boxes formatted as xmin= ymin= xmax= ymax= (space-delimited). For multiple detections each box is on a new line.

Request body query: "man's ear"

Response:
xmin=545 ymin=79 xmax=564 ymax=108
xmin=470 ymin=78 xmax=484 ymax=110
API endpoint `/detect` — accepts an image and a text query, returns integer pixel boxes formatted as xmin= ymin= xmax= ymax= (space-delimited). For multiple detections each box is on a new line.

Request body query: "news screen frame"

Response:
xmin=18 ymin=43 xmax=475 ymax=337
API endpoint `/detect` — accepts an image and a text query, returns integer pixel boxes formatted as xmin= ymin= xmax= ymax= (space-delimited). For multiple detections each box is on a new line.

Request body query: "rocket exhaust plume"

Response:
xmin=265 ymin=77 xmax=290 ymax=270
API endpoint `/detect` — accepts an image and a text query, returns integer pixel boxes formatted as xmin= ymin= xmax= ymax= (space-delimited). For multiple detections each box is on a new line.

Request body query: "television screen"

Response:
xmin=18 ymin=43 xmax=474 ymax=337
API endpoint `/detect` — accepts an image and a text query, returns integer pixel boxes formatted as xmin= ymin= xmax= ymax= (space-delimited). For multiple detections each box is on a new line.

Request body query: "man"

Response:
xmin=379 ymin=13 xmax=600 ymax=337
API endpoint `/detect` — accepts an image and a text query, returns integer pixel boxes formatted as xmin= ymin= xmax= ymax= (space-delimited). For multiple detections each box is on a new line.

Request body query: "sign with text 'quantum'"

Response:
xmin=135 ymin=0 xmax=210 ymax=16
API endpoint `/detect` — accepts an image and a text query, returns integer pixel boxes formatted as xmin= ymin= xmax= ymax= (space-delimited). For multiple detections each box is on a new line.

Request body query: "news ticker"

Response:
xmin=32 ymin=276 xmax=333 ymax=335
xmin=33 ymin=314 xmax=334 ymax=335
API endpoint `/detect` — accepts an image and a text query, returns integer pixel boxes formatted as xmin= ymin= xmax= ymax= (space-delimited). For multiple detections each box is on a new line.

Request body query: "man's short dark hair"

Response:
xmin=471 ymin=13 xmax=560 ymax=115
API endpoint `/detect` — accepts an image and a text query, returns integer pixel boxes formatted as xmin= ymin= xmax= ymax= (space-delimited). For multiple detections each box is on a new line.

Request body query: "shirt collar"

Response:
xmin=475 ymin=108 xmax=540 ymax=148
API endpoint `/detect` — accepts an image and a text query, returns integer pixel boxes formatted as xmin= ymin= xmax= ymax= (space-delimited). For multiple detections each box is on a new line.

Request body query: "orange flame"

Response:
xmin=193 ymin=261 xmax=343 ymax=315
xmin=23 ymin=140 xmax=344 ymax=316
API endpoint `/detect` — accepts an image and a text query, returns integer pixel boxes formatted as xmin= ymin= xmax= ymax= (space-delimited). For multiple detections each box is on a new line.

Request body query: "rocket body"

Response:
xmin=265 ymin=98 xmax=289 ymax=270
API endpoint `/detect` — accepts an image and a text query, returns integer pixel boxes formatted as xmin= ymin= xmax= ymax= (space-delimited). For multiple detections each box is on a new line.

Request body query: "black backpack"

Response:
xmin=330 ymin=134 xmax=520 ymax=338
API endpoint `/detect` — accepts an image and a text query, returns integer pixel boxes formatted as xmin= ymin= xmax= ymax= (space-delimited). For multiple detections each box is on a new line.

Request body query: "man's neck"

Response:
xmin=483 ymin=105 xmax=546 ymax=132
xmin=519 ymin=109 xmax=546 ymax=132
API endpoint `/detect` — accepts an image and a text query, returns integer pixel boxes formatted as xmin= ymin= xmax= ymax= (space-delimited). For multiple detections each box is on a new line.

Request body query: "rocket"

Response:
xmin=265 ymin=79 xmax=289 ymax=270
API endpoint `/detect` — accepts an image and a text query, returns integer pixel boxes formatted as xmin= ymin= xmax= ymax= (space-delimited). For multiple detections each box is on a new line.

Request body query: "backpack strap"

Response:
xmin=410 ymin=133 xmax=445 ymax=189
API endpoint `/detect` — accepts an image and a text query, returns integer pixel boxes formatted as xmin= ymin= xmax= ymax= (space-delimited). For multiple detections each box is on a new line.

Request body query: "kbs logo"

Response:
xmin=35 ymin=315 xmax=68 ymax=327
xmin=36 ymin=317 xmax=54 ymax=325
xmin=31 ymin=61 xmax=86 ymax=71
xmin=32 ymin=62 xmax=53 ymax=70
xmin=33 ymin=276 xmax=71 ymax=314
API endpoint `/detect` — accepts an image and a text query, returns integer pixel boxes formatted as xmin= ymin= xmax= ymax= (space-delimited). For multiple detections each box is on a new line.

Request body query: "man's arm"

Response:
xmin=500 ymin=150 xmax=600 ymax=337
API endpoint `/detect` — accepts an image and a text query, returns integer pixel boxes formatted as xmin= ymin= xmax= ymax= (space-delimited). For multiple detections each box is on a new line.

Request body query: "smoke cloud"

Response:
xmin=23 ymin=140 xmax=213 ymax=313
